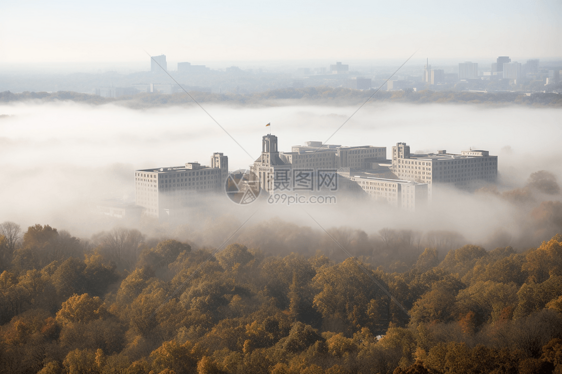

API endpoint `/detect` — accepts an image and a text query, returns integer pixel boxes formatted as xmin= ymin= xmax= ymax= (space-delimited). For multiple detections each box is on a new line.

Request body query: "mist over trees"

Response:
xmin=1 ymin=217 xmax=562 ymax=373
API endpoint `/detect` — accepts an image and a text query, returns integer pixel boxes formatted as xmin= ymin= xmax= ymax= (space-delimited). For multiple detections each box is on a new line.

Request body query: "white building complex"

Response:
xmin=133 ymin=135 xmax=498 ymax=217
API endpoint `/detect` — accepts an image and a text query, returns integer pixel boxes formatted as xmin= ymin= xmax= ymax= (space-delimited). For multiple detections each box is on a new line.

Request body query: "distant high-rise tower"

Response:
xmin=525 ymin=59 xmax=539 ymax=74
xmin=330 ymin=62 xmax=349 ymax=74
xmin=430 ymin=70 xmax=444 ymax=85
xmin=424 ymin=58 xmax=432 ymax=83
xmin=496 ymin=56 xmax=511 ymax=73
xmin=151 ymin=55 xmax=167 ymax=72
xmin=503 ymin=62 xmax=522 ymax=81
xmin=459 ymin=62 xmax=479 ymax=79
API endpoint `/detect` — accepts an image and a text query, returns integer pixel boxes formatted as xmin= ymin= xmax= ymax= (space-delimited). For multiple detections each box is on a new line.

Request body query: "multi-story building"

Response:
xmin=330 ymin=62 xmax=349 ymax=74
xmin=391 ymin=143 xmax=498 ymax=191
xmin=289 ymin=141 xmax=386 ymax=169
xmin=430 ymin=69 xmax=445 ymax=85
xmin=387 ymin=80 xmax=416 ymax=91
xmin=251 ymin=135 xmax=388 ymax=192
xmin=350 ymin=174 xmax=428 ymax=211
xmin=135 ymin=152 xmax=228 ymax=218
xmin=525 ymin=59 xmax=540 ymax=74
xmin=503 ymin=62 xmax=522 ymax=81
xmin=177 ymin=62 xmax=210 ymax=73
xmin=151 ymin=55 xmax=167 ymax=72
xmin=459 ymin=62 xmax=479 ymax=79
xmin=346 ymin=77 xmax=372 ymax=90
xmin=495 ymin=56 xmax=511 ymax=73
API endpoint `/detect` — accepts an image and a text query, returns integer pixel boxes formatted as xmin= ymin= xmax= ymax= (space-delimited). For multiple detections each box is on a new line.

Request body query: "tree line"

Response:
xmin=1 ymin=88 xmax=561 ymax=108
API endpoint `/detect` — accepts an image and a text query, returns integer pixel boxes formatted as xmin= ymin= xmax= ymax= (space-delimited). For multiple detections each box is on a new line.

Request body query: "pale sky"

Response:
xmin=0 ymin=0 xmax=561 ymax=64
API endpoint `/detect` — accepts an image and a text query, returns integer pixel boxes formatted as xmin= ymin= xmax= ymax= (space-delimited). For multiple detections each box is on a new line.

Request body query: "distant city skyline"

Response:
xmin=1 ymin=0 xmax=561 ymax=65
xmin=1 ymin=57 xmax=560 ymax=75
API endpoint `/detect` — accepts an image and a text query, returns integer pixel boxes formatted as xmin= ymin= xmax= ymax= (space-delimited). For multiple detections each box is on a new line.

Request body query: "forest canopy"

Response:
xmin=1 ymin=220 xmax=562 ymax=373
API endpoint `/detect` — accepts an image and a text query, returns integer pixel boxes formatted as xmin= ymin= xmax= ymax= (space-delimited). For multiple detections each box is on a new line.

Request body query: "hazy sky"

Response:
xmin=1 ymin=0 xmax=561 ymax=65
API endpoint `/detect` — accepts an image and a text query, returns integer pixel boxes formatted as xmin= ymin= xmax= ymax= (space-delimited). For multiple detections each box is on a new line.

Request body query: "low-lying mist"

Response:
xmin=0 ymin=101 xmax=561 ymax=256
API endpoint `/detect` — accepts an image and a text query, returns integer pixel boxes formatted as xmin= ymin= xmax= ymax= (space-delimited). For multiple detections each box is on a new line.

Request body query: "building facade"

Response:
xmin=350 ymin=174 xmax=428 ymax=211
xmin=391 ymin=143 xmax=498 ymax=190
xmin=503 ymin=62 xmax=522 ymax=81
xmin=330 ymin=62 xmax=349 ymax=74
xmin=459 ymin=62 xmax=479 ymax=79
xmin=346 ymin=77 xmax=372 ymax=90
xmin=251 ymin=135 xmax=388 ymax=193
xmin=133 ymin=136 xmax=498 ymax=216
xmin=496 ymin=56 xmax=511 ymax=73
xmin=151 ymin=55 xmax=167 ymax=72
xmin=430 ymin=69 xmax=445 ymax=85
xmin=135 ymin=152 xmax=228 ymax=218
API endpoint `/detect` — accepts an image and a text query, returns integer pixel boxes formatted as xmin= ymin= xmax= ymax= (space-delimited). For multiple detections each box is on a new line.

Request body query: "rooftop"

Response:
xmin=352 ymin=173 xmax=426 ymax=185
xmin=137 ymin=163 xmax=214 ymax=173
xmin=408 ymin=150 xmax=492 ymax=161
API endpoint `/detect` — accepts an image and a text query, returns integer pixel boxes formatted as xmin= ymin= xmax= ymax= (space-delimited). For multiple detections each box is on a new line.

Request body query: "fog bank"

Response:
xmin=0 ymin=102 xmax=560 ymax=249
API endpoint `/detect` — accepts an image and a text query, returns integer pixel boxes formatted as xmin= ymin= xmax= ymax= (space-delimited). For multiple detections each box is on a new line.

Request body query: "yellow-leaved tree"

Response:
xmin=56 ymin=293 xmax=108 ymax=325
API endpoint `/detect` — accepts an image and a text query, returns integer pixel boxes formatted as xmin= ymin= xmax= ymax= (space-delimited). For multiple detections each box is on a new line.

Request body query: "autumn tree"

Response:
xmin=150 ymin=340 xmax=204 ymax=373
xmin=527 ymin=170 xmax=561 ymax=195
xmin=0 ymin=235 xmax=11 ymax=272
xmin=278 ymin=322 xmax=323 ymax=354
xmin=216 ymin=243 xmax=254 ymax=271
xmin=455 ymin=281 xmax=518 ymax=325
xmin=137 ymin=239 xmax=191 ymax=278
xmin=439 ymin=245 xmax=487 ymax=278
xmin=0 ymin=221 xmax=21 ymax=252
xmin=409 ymin=278 xmax=464 ymax=326
xmin=63 ymin=349 xmax=100 ymax=374
xmin=523 ymin=234 xmax=562 ymax=283
xmin=414 ymin=249 xmax=439 ymax=273
xmin=312 ymin=258 xmax=391 ymax=334
xmin=93 ymin=227 xmax=145 ymax=271
xmin=56 ymin=293 xmax=108 ymax=325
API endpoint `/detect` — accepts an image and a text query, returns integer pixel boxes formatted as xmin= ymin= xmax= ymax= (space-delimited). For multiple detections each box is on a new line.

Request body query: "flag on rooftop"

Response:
xmin=266 ymin=123 xmax=270 ymax=127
